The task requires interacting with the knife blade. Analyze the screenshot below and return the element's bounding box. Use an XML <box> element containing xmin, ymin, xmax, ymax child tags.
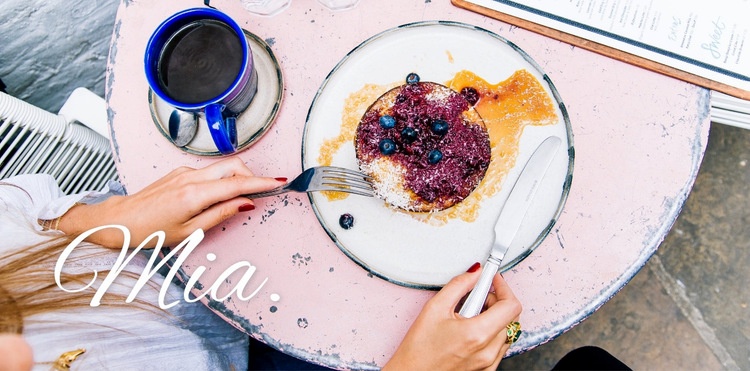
<box><xmin>459</xmin><ymin>136</ymin><xmax>561</xmax><ymax>318</ymax></box>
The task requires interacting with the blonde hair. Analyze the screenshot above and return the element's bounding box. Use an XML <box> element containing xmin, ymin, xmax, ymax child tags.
<box><xmin>0</xmin><ymin>181</ymin><xmax>166</xmax><ymax>337</ymax></box>
<box><xmin>0</xmin><ymin>236</ymin><xmax>166</xmax><ymax>337</ymax></box>
<box><xmin>0</xmin><ymin>235</ymin><xmax>96</xmax><ymax>333</ymax></box>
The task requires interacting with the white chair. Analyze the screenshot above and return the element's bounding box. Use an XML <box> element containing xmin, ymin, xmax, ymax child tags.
<box><xmin>711</xmin><ymin>91</ymin><xmax>750</xmax><ymax>130</ymax></box>
<box><xmin>0</xmin><ymin>88</ymin><xmax>118</xmax><ymax>194</ymax></box>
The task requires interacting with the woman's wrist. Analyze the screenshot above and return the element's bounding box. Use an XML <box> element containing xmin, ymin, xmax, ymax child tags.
<box><xmin>55</xmin><ymin>197</ymin><xmax>124</xmax><ymax>248</ymax></box>
<box><xmin>55</xmin><ymin>201</ymin><xmax>92</xmax><ymax>234</ymax></box>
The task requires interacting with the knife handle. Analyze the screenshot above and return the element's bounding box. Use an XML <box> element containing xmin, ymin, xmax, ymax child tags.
<box><xmin>458</xmin><ymin>258</ymin><xmax>501</xmax><ymax>318</ymax></box>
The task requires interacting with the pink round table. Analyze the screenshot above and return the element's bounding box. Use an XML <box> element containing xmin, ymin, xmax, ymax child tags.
<box><xmin>106</xmin><ymin>0</ymin><xmax>711</xmax><ymax>369</ymax></box>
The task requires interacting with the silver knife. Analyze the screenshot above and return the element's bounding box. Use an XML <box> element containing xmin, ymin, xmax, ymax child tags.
<box><xmin>459</xmin><ymin>136</ymin><xmax>561</xmax><ymax>318</ymax></box>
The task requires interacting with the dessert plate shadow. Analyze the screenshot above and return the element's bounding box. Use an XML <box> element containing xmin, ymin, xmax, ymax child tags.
<box><xmin>302</xmin><ymin>21</ymin><xmax>574</xmax><ymax>289</ymax></box>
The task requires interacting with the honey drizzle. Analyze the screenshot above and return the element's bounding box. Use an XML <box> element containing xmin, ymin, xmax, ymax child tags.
<box><xmin>318</xmin><ymin>83</ymin><xmax>398</xmax><ymax>201</ymax></box>
<box><xmin>317</xmin><ymin>69</ymin><xmax>558</xmax><ymax>223</ymax></box>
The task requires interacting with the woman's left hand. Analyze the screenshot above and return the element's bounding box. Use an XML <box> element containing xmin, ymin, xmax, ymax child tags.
<box><xmin>58</xmin><ymin>157</ymin><xmax>285</xmax><ymax>248</ymax></box>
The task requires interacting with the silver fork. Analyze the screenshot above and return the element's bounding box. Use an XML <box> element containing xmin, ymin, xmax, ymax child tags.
<box><xmin>242</xmin><ymin>166</ymin><xmax>375</xmax><ymax>199</ymax></box>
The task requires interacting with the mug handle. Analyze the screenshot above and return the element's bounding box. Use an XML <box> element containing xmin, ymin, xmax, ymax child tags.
<box><xmin>205</xmin><ymin>104</ymin><xmax>238</xmax><ymax>155</ymax></box>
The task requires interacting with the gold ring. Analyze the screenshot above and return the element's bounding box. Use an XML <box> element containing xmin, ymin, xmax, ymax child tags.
<box><xmin>505</xmin><ymin>321</ymin><xmax>522</xmax><ymax>344</ymax></box>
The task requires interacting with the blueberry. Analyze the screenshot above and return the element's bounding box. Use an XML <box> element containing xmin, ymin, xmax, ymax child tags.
<box><xmin>430</xmin><ymin>119</ymin><xmax>449</xmax><ymax>135</ymax></box>
<box><xmin>406</xmin><ymin>73</ymin><xmax>420</xmax><ymax>84</ymax></box>
<box><xmin>379</xmin><ymin>138</ymin><xmax>397</xmax><ymax>155</ymax></box>
<box><xmin>400</xmin><ymin>127</ymin><xmax>417</xmax><ymax>143</ymax></box>
<box><xmin>379</xmin><ymin>115</ymin><xmax>396</xmax><ymax>129</ymax></box>
<box><xmin>428</xmin><ymin>149</ymin><xmax>443</xmax><ymax>164</ymax></box>
<box><xmin>339</xmin><ymin>213</ymin><xmax>355</xmax><ymax>230</ymax></box>
<box><xmin>460</xmin><ymin>87</ymin><xmax>480</xmax><ymax>105</ymax></box>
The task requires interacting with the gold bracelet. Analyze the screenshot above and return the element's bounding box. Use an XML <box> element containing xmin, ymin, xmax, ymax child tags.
<box><xmin>38</xmin><ymin>217</ymin><xmax>61</xmax><ymax>231</ymax></box>
<box><xmin>38</xmin><ymin>202</ymin><xmax>84</xmax><ymax>231</ymax></box>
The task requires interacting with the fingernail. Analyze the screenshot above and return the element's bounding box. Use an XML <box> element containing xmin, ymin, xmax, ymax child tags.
<box><xmin>274</xmin><ymin>177</ymin><xmax>288</xmax><ymax>182</ymax></box>
<box><xmin>467</xmin><ymin>262</ymin><xmax>481</xmax><ymax>273</ymax></box>
<box><xmin>238</xmin><ymin>203</ymin><xmax>255</xmax><ymax>212</ymax></box>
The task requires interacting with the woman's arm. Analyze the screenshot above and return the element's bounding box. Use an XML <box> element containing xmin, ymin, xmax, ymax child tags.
<box><xmin>54</xmin><ymin>157</ymin><xmax>522</xmax><ymax>370</ymax></box>
<box><xmin>57</xmin><ymin>157</ymin><xmax>285</xmax><ymax>248</ymax></box>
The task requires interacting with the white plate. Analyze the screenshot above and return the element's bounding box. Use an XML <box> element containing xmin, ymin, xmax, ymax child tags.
<box><xmin>149</xmin><ymin>30</ymin><xmax>283</xmax><ymax>156</ymax></box>
<box><xmin>302</xmin><ymin>21</ymin><xmax>574</xmax><ymax>289</ymax></box>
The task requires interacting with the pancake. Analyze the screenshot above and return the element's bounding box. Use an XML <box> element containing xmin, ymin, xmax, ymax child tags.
<box><xmin>355</xmin><ymin>74</ymin><xmax>491</xmax><ymax>212</ymax></box>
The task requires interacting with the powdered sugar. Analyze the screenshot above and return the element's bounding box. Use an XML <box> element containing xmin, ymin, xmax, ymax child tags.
<box><xmin>358</xmin><ymin>157</ymin><xmax>415</xmax><ymax>210</ymax></box>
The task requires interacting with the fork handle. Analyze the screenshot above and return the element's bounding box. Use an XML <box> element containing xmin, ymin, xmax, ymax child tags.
<box><xmin>242</xmin><ymin>185</ymin><xmax>291</xmax><ymax>199</ymax></box>
<box><xmin>458</xmin><ymin>258</ymin><xmax>501</xmax><ymax>318</ymax></box>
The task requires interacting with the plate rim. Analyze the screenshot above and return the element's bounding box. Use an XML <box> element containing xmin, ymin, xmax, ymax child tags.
<box><xmin>301</xmin><ymin>20</ymin><xmax>575</xmax><ymax>290</ymax></box>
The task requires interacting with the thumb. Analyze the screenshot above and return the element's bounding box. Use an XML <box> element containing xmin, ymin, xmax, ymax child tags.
<box><xmin>188</xmin><ymin>197</ymin><xmax>255</xmax><ymax>232</ymax></box>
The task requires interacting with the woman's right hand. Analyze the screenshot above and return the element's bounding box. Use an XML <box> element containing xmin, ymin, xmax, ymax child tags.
<box><xmin>384</xmin><ymin>266</ymin><xmax>522</xmax><ymax>371</ymax></box>
<box><xmin>58</xmin><ymin>157</ymin><xmax>286</xmax><ymax>248</ymax></box>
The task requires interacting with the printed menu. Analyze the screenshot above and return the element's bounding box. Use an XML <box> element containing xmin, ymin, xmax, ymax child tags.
<box><xmin>455</xmin><ymin>0</ymin><xmax>750</xmax><ymax>99</ymax></box>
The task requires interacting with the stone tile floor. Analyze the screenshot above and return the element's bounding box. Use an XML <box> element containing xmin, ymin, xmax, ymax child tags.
<box><xmin>500</xmin><ymin>123</ymin><xmax>749</xmax><ymax>371</ymax></box>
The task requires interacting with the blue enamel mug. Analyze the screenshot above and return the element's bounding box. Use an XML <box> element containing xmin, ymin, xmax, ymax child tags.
<box><xmin>145</xmin><ymin>8</ymin><xmax>258</xmax><ymax>155</ymax></box>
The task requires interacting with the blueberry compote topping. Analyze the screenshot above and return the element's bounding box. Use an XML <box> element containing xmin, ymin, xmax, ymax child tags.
<box><xmin>406</xmin><ymin>73</ymin><xmax>420</xmax><ymax>84</ymax></box>
<box><xmin>339</xmin><ymin>213</ymin><xmax>354</xmax><ymax>229</ymax></box>
<box><xmin>379</xmin><ymin>138</ymin><xmax>396</xmax><ymax>155</ymax></box>
<box><xmin>400</xmin><ymin>127</ymin><xmax>417</xmax><ymax>143</ymax></box>
<box><xmin>379</xmin><ymin>115</ymin><xmax>396</xmax><ymax>129</ymax></box>
<box><xmin>430</xmin><ymin>119</ymin><xmax>449</xmax><ymax>136</ymax></box>
<box><xmin>460</xmin><ymin>87</ymin><xmax>479</xmax><ymax>106</ymax></box>
<box><xmin>428</xmin><ymin>149</ymin><xmax>443</xmax><ymax>164</ymax></box>
<box><xmin>356</xmin><ymin>80</ymin><xmax>491</xmax><ymax>210</ymax></box>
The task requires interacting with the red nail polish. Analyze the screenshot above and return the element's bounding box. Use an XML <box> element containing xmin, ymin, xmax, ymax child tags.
<box><xmin>274</xmin><ymin>177</ymin><xmax>288</xmax><ymax>182</ymax></box>
<box><xmin>467</xmin><ymin>262</ymin><xmax>481</xmax><ymax>273</ymax></box>
<box><xmin>238</xmin><ymin>203</ymin><xmax>255</xmax><ymax>212</ymax></box>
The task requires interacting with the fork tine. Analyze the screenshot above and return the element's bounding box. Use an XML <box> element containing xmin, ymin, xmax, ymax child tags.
<box><xmin>321</xmin><ymin>175</ymin><xmax>373</xmax><ymax>188</ymax></box>
<box><xmin>321</xmin><ymin>179</ymin><xmax>373</xmax><ymax>192</ymax></box>
<box><xmin>318</xmin><ymin>166</ymin><xmax>375</xmax><ymax>193</ymax></box>
<box><xmin>318</xmin><ymin>185</ymin><xmax>374</xmax><ymax>197</ymax></box>
<box><xmin>320</xmin><ymin>166</ymin><xmax>373</xmax><ymax>181</ymax></box>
